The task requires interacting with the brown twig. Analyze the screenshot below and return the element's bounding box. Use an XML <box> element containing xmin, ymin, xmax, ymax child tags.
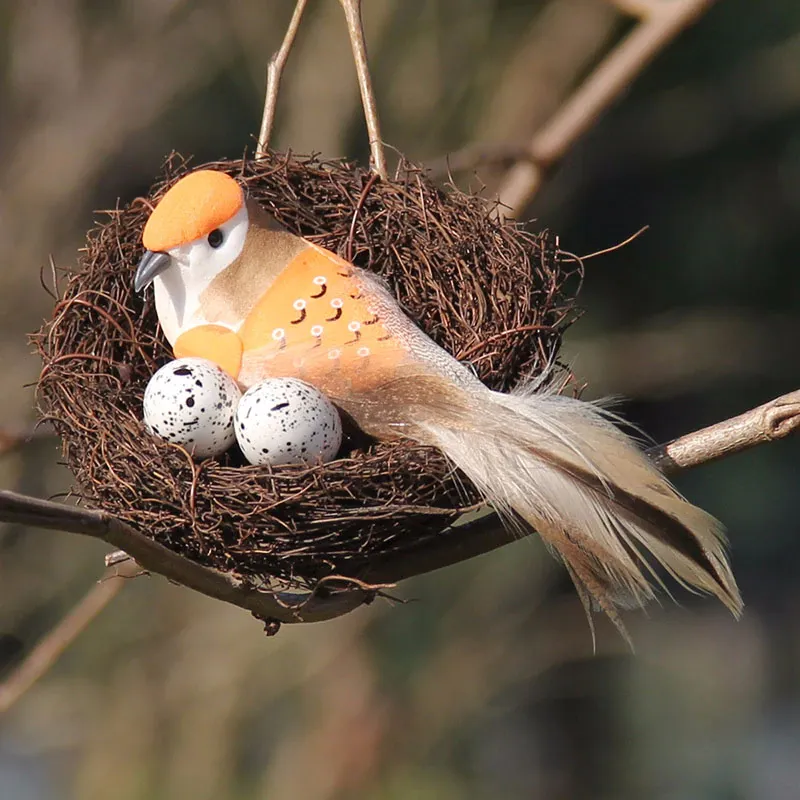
<box><xmin>0</xmin><ymin>491</ymin><xmax>368</xmax><ymax>624</ymax></box>
<box><xmin>647</xmin><ymin>390</ymin><xmax>800</xmax><ymax>472</ymax></box>
<box><xmin>0</xmin><ymin>560</ymin><xmax>136</xmax><ymax>715</ymax></box>
<box><xmin>256</xmin><ymin>0</ymin><xmax>308</xmax><ymax>158</ymax></box>
<box><xmin>491</xmin><ymin>0</ymin><xmax>717</xmax><ymax>217</ymax></box>
<box><xmin>338</xmin><ymin>0</ymin><xmax>388</xmax><ymax>178</ymax></box>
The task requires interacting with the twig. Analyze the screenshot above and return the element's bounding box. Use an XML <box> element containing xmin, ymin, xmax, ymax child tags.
<box><xmin>0</xmin><ymin>491</ymin><xmax>368</xmax><ymax>624</ymax></box>
<box><xmin>493</xmin><ymin>0</ymin><xmax>716</xmax><ymax>217</ymax></box>
<box><xmin>647</xmin><ymin>390</ymin><xmax>800</xmax><ymax>472</ymax></box>
<box><xmin>338</xmin><ymin>0</ymin><xmax>388</xmax><ymax>178</ymax></box>
<box><xmin>0</xmin><ymin>560</ymin><xmax>135</xmax><ymax>714</ymax></box>
<box><xmin>577</xmin><ymin>225</ymin><xmax>649</xmax><ymax>260</ymax></box>
<box><xmin>256</xmin><ymin>0</ymin><xmax>308</xmax><ymax>159</ymax></box>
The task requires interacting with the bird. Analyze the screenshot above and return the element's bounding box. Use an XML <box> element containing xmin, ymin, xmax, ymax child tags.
<box><xmin>134</xmin><ymin>168</ymin><xmax>742</xmax><ymax>640</ymax></box>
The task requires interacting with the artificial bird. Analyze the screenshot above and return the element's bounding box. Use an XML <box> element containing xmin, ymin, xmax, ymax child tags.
<box><xmin>134</xmin><ymin>169</ymin><xmax>742</xmax><ymax>638</ymax></box>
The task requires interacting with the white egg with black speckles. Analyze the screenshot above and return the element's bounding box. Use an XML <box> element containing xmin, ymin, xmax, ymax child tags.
<box><xmin>235</xmin><ymin>378</ymin><xmax>342</xmax><ymax>466</ymax></box>
<box><xmin>143</xmin><ymin>357</ymin><xmax>241</xmax><ymax>459</ymax></box>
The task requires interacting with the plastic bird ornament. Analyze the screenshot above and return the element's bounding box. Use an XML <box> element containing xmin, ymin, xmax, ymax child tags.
<box><xmin>135</xmin><ymin>169</ymin><xmax>742</xmax><ymax>636</ymax></box>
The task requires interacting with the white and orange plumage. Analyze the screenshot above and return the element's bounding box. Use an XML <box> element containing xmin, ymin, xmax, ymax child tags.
<box><xmin>135</xmin><ymin>169</ymin><xmax>742</xmax><ymax>636</ymax></box>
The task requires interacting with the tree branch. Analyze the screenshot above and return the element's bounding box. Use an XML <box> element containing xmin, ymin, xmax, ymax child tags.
<box><xmin>5</xmin><ymin>386</ymin><xmax>794</xmax><ymax>712</ymax></box>
<box><xmin>647</xmin><ymin>389</ymin><xmax>800</xmax><ymax>472</ymax></box>
<box><xmin>3</xmin><ymin>388</ymin><xmax>798</xmax><ymax>621</ymax></box>
<box><xmin>491</xmin><ymin>0</ymin><xmax>717</xmax><ymax>216</ymax></box>
<box><xmin>256</xmin><ymin>0</ymin><xmax>308</xmax><ymax>159</ymax></box>
<box><xmin>0</xmin><ymin>491</ymin><xmax>368</xmax><ymax>625</ymax></box>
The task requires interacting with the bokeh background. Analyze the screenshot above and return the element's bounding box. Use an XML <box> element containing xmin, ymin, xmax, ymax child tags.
<box><xmin>1</xmin><ymin>1</ymin><xmax>799</xmax><ymax>797</ymax></box>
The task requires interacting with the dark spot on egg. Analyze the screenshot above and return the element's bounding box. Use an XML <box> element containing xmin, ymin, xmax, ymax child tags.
<box><xmin>186</xmin><ymin>397</ymin><xmax>195</xmax><ymax>407</ymax></box>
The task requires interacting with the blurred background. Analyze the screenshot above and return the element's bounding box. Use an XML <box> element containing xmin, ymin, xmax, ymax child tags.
<box><xmin>1</xmin><ymin>0</ymin><xmax>799</xmax><ymax>797</ymax></box>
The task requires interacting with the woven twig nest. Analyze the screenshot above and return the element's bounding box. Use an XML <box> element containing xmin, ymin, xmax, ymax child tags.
<box><xmin>34</xmin><ymin>153</ymin><xmax>580</xmax><ymax>593</ymax></box>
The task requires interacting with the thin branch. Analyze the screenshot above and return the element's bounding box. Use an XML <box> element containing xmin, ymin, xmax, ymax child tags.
<box><xmin>648</xmin><ymin>389</ymin><xmax>800</xmax><ymax>472</ymax></box>
<box><xmin>338</xmin><ymin>0</ymin><xmax>388</xmax><ymax>178</ymax></box>
<box><xmin>256</xmin><ymin>0</ymin><xmax>308</xmax><ymax>159</ymax></box>
<box><xmin>494</xmin><ymin>0</ymin><xmax>717</xmax><ymax>217</ymax></box>
<box><xmin>0</xmin><ymin>491</ymin><xmax>368</xmax><ymax>624</ymax></box>
<box><xmin>0</xmin><ymin>561</ymin><xmax>135</xmax><ymax>714</ymax></box>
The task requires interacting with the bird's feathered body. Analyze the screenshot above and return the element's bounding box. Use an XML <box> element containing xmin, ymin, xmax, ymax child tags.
<box><xmin>135</xmin><ymin>170</ymin><xmax>742</xmax><ymax>638</ymax></box>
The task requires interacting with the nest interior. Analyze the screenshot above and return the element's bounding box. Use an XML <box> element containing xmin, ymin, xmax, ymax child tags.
<box><xmin>34</xmin><ymin>152</ymin><xmax>580</xmax><ymax>592</ymax></box>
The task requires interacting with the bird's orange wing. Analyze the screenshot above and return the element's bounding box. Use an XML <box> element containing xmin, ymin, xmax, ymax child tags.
<box><xmin>237</xmin><ymin>243</ymin><xmax>411</xmax><ymax>396</ymax></box>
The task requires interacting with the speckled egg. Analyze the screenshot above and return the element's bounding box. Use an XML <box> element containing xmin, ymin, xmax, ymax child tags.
<box><xmin>143</xmin><ymin>357</ymin><xmax>242</xmax><ymax>459</ymax></box>
<box><xmin>234</xmin><ymin>378</ymin><xmax>343</xmax><ymax>466</ymax></box>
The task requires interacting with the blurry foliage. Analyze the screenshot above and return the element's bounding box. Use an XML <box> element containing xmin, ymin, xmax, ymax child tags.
<box><xmin>1</xmin><ymin>1</ymin><xmax>799</xmax><ymax>798</ymax></box>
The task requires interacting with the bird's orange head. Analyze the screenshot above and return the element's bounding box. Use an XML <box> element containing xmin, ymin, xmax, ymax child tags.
<box><xmin>134</xmin><ymin>170</ymin><xmax>248</xmax><ymax>295</ymax></box>
<box><xmin>142</xmin><ymin>170</ymin><xmax>244</xmax><ymax>253</ymax></box>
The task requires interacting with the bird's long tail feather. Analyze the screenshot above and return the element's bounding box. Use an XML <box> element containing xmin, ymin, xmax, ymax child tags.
<box><xmin>398</xmin><ymin>374</ymin><xmax>742</xmax><ymax>641</ymax></box>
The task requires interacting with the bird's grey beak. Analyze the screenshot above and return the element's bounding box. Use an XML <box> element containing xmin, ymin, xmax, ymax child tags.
<box><xmin>134</xmin><ymin>250</ymin><xmax>171</xmax><ymax>292</ymax></box>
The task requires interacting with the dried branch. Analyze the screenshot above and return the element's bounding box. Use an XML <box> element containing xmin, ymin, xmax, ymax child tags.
<box><xmin>0</xmin><ymin>560</ymin><xmax>135</xmax><ymax>714</ymax></box>
<box><xmin>647</xmin><ymin>390</ymin><xmax>800</xmax><ymax>472</ymax></box>
<box><xmin>338</xmin><ymin>0</ymin><xmax>388</xmax><ymax>178</ymax></box>
<box><xmin>256</xmin><ymin>0</ymin><xmax>308</xmax><ymax>158</ymax></box>
<box><xmin>0</xmin><ymin>491</ymin><xmax>368</xmax><ymax>625</ymax></box>
<box><xmin>3</xmin><ymin>388</ymin><xmax>798</xmax><ymax>622</ymax></box>
<box><xmin>490</xmin><ymin>0</ymin><xmax>717</xmax><ymax>216</ymax></box>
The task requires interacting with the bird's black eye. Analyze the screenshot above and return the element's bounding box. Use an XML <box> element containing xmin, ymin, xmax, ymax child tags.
<box><xmin>207</xmin><ymin>228</ymin><xmax>224</xmax><ymax>248</ymax></box>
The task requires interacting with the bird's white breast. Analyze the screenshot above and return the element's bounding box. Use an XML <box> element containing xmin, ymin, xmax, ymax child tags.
<box><xmin>152</xmin><ymin>204</ymin><xmax>250</xmax><ymax>345</ymax></box>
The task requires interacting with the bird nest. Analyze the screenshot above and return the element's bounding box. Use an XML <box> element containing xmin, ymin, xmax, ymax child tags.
<box><xmin>34</xmin><ymin>152</ymin><xmax>580</xmax><ymax>592</ymax></box>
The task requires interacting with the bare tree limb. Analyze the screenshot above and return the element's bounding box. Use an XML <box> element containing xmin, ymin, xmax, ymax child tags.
<box><xmin>648</xmin><ymin>390</ymin><xmax>800</xmax><ymax>473</ymax></box>
<box><xmin>494</xmin><ymin>0</ymin><xmax>717</xmax><ymax>217</ymax></box>
<box><xmin>256</xmin><ymin>0</ymin><xmax>308</xmax><ymax>158</ymax></box>
<box><xmin>338</xmin><ymin>0</ymin><xmax>388</xmax><ymax>178</ymax></box>
<box><xmin>3</xmin><ymin>387</ymin><xmax>798</xmax><ymax>623</ymax></box>
<box><xmin>0</xmin><ymin>491</ymin><xmax>368</xmax><ymax>625</ymax></box>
